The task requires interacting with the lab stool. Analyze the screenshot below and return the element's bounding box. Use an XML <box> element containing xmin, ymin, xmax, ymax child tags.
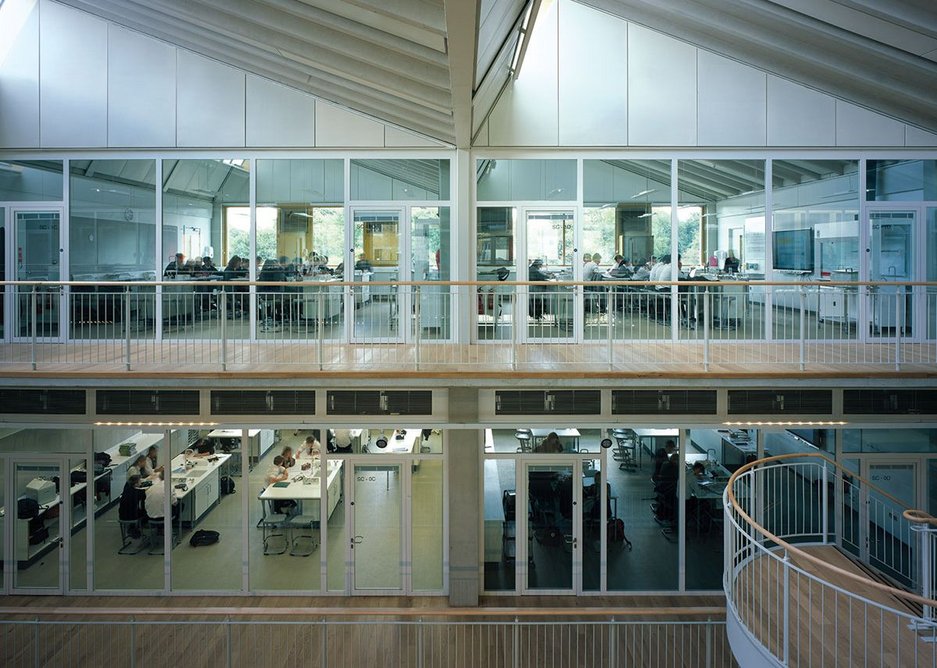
<box><xmin>118</xmin><ymin>518</ymin><xmax>145</xmax><ymax>555</ymax></box>
<box><xmin>288</xmin><ymin>514</ymin><xmax>319</xmax><ymax>557</ymax></box>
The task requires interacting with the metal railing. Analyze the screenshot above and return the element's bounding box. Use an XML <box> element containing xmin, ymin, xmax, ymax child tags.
<box><xmin>724</xmin><ymin>453</ymin><xmax>937</xmax><ymax>667</ymax></box>
<box><xmin>1</xmin><ymin>280</ymin><xmax>935</xmax><ymax>371</ymax></box>
<box><xmin>0</xmin><ymin>610</ymin><xmax>736</xmax><ymax>668</ymax></box>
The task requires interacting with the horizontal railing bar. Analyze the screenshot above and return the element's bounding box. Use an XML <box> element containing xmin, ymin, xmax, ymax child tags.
<box><xmin>0</xmin><ymin>617</ymin><xmax>727</xmax><ymax>626</ymax></box>
<box><xmin>0</xmin><ymin>606</ymin><xmax>726</xmax><ymax>619</ymax></box>
<box><xmin>2</xmin><ymin>280</ymin><xmax>936</xmax><ymax>288</ymax></box>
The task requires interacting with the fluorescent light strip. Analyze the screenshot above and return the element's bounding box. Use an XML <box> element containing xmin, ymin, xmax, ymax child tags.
<box><xmin>725</xmin><ymin>421</ymin><xmax>848</xmax><ymax>427</ymax></box>
<box><xmin>94</xmin><ymin>421</ymin><xmax>218</xmax><ymax>427</ymax></box>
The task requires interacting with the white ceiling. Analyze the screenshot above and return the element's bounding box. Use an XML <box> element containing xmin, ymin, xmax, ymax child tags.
<box><xmin>49</xmin><ymin>0</ymin><xmax>937</xmax><ymax>145</ymax></box>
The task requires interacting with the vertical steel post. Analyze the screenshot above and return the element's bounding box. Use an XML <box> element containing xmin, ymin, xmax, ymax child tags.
<box><xmin>220</xmin><ymin>289</ymin><xmax>227</xmax><ymax>371</ymax></box>
<box><xmin>124</xmin><ymin>285</ymin><xmax>132</xmax><ymax>370</ymax></box>
<box><xmin>703</xmin><ymin>288</ymin><xmax>711</xmax><ymax>371</ymax></box>
<box><xmin>895</xmin><ymin>288</ymin><xmax>902</xmax><ymax>371</ymax></box>
<box><xmin>511</xmin><ymin>292</ymin><xmax>518</xmax><ymax>371</ymax></box>
<box><xmin>30</xmin><ymin>285</ymin><xmax>38</xmax><ymax>370</ymax></box>
<box><xmin>782</xmin><ymin>551</ymin><xmax>791</xmax><ymax>666</ymax></box>
<box><xmin>607</xmin><ymin>288</ymin><xmax>614</xmax><ymax>371</ymax></box>
<box><xmin>317</xmin><ymin>291</ymin><xmax>325</xmax><ymax>371</ymax></box>
<box><xmin>822</xmin><ymin>461</ymin><xmax>829</xmax><ymax>542</ymax></box>
<box><xmin>799</xmin><ymin>287</ymin><xmax>806</xmax><ymax>371</ymax></box>
<box><xmin>415</xmin><ymin>286</ymin><xmax>422</xmax><ymax>371</ymax></box>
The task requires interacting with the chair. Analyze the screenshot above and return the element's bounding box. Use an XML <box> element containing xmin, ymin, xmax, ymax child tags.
<box><xmin>117</xmin><ymin>518</ymin><xmax>145</xmax><ymax>555</ymax></box>
<box><xmin>515</xmin><ymin>430</ymin><xmax>532</xmax><ymax>453</ymax></box>
<box><xmin>145</xmin><ymin>517</ymin><xmax>179</xmax><ymax>555</ymax></box>
<box><xmin>288</xmin><ymin>514</ymin><xmax>319</xmax><ymax>556</ymax></box>
<box><xmin>258</xmin><ymin>496</ymin><xmax>289</xmax><ymax>555</ymax></box>
<box><xmin>613</xmin><ymin>435</ymin><xmax>637</xmax><ymax>471</ymax></box>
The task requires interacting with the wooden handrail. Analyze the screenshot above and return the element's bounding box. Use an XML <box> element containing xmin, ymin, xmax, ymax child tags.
<box><xmin>726</xmin><ymin>452</ymin><xmax>937</xmax><ymax>609</ymax></box>
<box><xmin>904</xmin><ymin>509</ymin><xmax>937</xmax><ymax>527</ymax></box>
<box><xmin>0</xmin><ymin>606</ymin><xmax>726</xmax><ymax>619</ymax></box>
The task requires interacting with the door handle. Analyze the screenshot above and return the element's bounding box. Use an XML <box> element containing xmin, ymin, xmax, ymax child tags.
<box><xmin>353</xmin><ymin>535</ymin><xmax>363</xmax><ymax>544</ymax></box>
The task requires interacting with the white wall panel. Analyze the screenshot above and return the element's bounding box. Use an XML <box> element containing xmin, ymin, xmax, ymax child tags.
<box><xmin>0</xmin><ymin>2</ymin><xmax>40</xmax><ymax>148</ymax></box>
<box><xmin>39</xmin><ymin>0</ymin><xmax>107</xmax><ymax>147</ymax></box>
<box><xmin>107</xmin><ymin>26</ymin><xmax>175</xmax><ymax>148</ymax></box>
<box><xmin>384</xmin><ymin>126</ymin><xmax>444</xmax><ymax>147</ymax></box>
<box><xmin>906</xmin><ymin>125</ymin><xmax>937</xmax><ymax>146</ymax></box>
<box><xmin>315</xmin><ymin>101</ymin><xmax>384</xmax><ymax>147</ymax></box>
<box><xmin>835</xmin><ymin>101</ymin><xmax>905</xmax><ymax>146</ymax></box>
<box><xmin>246</xmin><ymin>75</ymin><xmax>316</xmax><ymax>147</ymax></box>
<box><xmin>698</xmin><ymin>52</ymin><xmax>766</xmax><ymax>146</ymax></box>
<box><xmin>558</xmin><ymin>0</ymin><xmax>626</xmax><ymax>146</ymax></box>
<box><xmin>766</xmin><ymin>76</ymin><xmax>835</xmax><ymax>145</ymax></box>
<box><xmin>628</xmin><ymin>25</ymin><xmax>696</xmax><ymax>146</ymax></box>
<box><xmin>488</xmin><ymin>0</ymin><xmax>558</xmax><ymax>146</ymax></box>
<box><xmin>176</xmin><ymin>51</ymin><xmax>245</xmax><ymax>147</ymax></box>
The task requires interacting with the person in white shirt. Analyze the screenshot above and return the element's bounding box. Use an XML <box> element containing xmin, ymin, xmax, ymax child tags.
<box><xmin>649</xmin><ymin>255</ymin><xmax>668</xmax><ymax>283</ymax></box>
<box><xmin>582</xmin><ymin>253</ymin><xmax>598</xmax><ymax>282</ymax></box>
<box><xmin>144</xmin><ymin>470</ymin><xmax>178</xmax><ymax>521</ymax></box>
<box><xmin>265</xmin><ymin>456</ymin><xmax>288</xmax><ymax>487</ymax></box>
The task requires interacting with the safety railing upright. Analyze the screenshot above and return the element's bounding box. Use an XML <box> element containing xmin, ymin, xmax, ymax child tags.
<box><xmin>723</xmin><ymin>453</ymin><xmax>937</xmax><ymax>667</ymax></box>
<box><xmin>1</xmin><ymin>280</ymin><xmax>935</xmax><ymax>372</ymax></box>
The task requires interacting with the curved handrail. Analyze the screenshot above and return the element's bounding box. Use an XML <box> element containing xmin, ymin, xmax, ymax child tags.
<box><xmin>904</xmin><ymin>509</ymin><xmax>937</xmax><ymax>527</ymax></box>
<box><xmin>725</xmin><ymin>452</ymin><xmax>937</xmax><ymax>609</ymax></box>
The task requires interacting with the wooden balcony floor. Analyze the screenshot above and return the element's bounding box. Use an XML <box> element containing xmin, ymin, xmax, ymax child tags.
<box><xmin>1</xmin><ymin>341</ymin><xmax>935</xmax><ymax>377</ymax></box>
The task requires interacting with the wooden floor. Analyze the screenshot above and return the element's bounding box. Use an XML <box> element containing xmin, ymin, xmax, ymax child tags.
<box><xmin>0</xmin><ymin>595</ymin><xmax>736</xmax><ymax>668</ymax></box>
<box><xmin>733</xmin><ymin>546</ymin><xmax>936</xmax><ymax>667</ymax></box>
<box><xmin>2</xmin><ymin>340</ymin><xmax>935</xmax><ymax>377</ymax></box>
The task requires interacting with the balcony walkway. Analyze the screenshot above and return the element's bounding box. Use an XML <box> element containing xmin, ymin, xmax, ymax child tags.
<box><xmin>1</xmin><ymin>341</ymin><xmax>936</xmax><ymax>378</ymax></box>
<box><xmin>0</xmin><ymin>595</ymin><xmax>732</xmax><ymax>668</ymax></box>
<box><xmin>735</xmin><ymin>545</ymin><xmax>935</xmax><ymax>666</ymax></box>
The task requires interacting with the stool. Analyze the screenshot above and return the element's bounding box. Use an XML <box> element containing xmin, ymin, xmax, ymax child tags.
<box><xmin>118</xmin><ymin>518</ymin><xmax>145</xmax><ymax>555</ymax></box>
<box><xmin>259</xmin><ymin>498</ymin><xmax>289</xmax><ymax>555</ymax></box>
<box><xmin>288</xmin><ymin>514</ymin><xmax>319</xmax><ymax>557</ymax></box>
<box><xmin>515</xmin><ymin>431</ymin><xmax>532</xmax><ymax>453</ymax></box>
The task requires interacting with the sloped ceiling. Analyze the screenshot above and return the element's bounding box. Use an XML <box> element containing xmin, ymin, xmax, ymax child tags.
<box><xmin>576</xmin><ymin>0</ymin><xmax>937</xmax><ymax>133</ymax></box>
<box><xmin>44</xmin><ymin>0</ymin><xmax>937</xmax><ymax>147</ymax></box>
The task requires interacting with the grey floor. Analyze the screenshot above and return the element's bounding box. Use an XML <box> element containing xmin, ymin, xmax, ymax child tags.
<box><xmin>11</xmin><ymin>430</ymin><xmax>444</xmax><ymax>594</ymax></box>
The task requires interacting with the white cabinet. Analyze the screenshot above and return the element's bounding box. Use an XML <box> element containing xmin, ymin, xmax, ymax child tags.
<box><xmin>181</xmin><ymin>467</ymin><xmax>220</xmax><ymax>524</ymax></box>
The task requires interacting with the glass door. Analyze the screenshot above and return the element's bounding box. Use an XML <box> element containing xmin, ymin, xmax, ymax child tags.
<box><xmin>350</xmin><ymin>462</ymin><xmax>404</xmax><ymax>592</ymax></box>
<box><xmin>12</xmin><ymin>208</ymin><xmax>64</xmax><ymax>342</ymax></box>
<box><xmin>350</xmin><ymin>209</ymin><xmax>403</xmax><ymax>343</ymax></box>
<box><xmin>867</xmin><ymin>209</ymin><xmax>915</xmax><ymax>340</ymax></box>
<box><xmin>521</xmin><ymin>461</ymin><xmax>584</xmax><ymax>594</ymax></box>
<box><xmin>521</xmin><ymin>210</ymin><xmax>576</xmax><ymax>343</ymax></box>
<box><xmin>863</xmin><ymin>461</ymin><xmax>918</xmax><ymax>587</ymax></box>
<box><xmin>7</xmin><ymin>457</ymin><xmax>67</xmax><ymax>594</ymax></box>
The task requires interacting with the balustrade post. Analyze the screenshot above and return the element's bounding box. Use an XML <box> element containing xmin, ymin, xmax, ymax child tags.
<box><xmin>317</xmin><ymin>291</ymin><xmax>325</xmax><ymax>371</ymax></box>
<box><xmin>822</xmin><ymin>461</ymin><xmax>829</xmax><ymax>542</ymax></box>
<box><xmin>923</xmin><ymin>526</ymin><xmax>934</xmax><ymax>621</ymax></box>
<box><xmin>415</xmin><ymin>286</ymin><xmax>422</xmax><ymax>371</ymax></box>
<box><xmin>511</xmin><ymin>292</ymin><xmax>518</xmax><ymax>371</ymax></box>
<box><xmin>124</xmin><ymin>285</ymin><xmax>132</xmax><ymax>371</ymax></box>
<box><xmin>703</xmin><ymin>288</ymin><xmax>711</xmax><ymax>372</ymax></box>
<box><xmin>799</xmin><ymin>288</ymin><xmax>806</xmax><ymax>371</ymax></box>
<box><xmin>607</xmin><ymin>288</ymin><xmax>613</xmax><ymax>371</ymax></box>
<box><xmin>30</xmin><ymin>285</ymin><xmax>38</xmax><ymax>370</ymax></box>
<box><xmin>608</xmin><ymin>617</ymin><xmax>617</xmax><ymax>668</ymax></box>
<box><xmin>226</xmin><ymin>616</ymin><xmax>232</xmax><ymax>668</ymax></box>
<box><xmin>220</xmin><ymin>289</ymin><xmax>227</xmax><ymax>372</ymax></box>
<box><xmin>782</xmin><ymin>550</ymin><xmax>791</xmax><ymax>666</ymax></box>
<box><xmin>895</xmin><ymin>288</ymin><xmax>902</xmax><ymax>371</ymax></box>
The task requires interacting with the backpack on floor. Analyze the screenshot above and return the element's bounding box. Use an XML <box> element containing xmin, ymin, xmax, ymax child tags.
<box><xmin>189</xmin><ymin>529</ymin><xmax>220</xmax><ymax>547</ymax></box>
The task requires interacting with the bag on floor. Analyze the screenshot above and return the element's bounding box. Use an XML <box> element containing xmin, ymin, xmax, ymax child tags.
<box><xmin>219</xmin><ymin>476</ymin><xmax>235</xmax><ymax>494</ymax></box>
<box><xmin>608</xmin><ymin>518</ymin><xmax>627</xmax><ymax>543</ymax></box>
<box><xmin>189</xmin><ymin>529</ymin><xmax>220</xmax><ymax>547</ymax></box>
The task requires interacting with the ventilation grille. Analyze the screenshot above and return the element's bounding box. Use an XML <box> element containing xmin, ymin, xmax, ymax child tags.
<box><xmin>96</xmin><ymin>390</ymin><xmax>200</xmax><ymax>415</ymax></box>
<box><xmin>844</xmin><ymin>389</ymin><xmax>937</xmax><ymax>415</ymax></box>
<box><xmin>211</xmin><ymin>391</ymin><xmax>316</xmax><ymax>415</ymax></box>
<box><xmin>728</xmin><ymin>390</ymin><xmax>832</xmax><ymax>415</ymax></box>
<box><xmin>612</xmin><ymin>390</ymin><xmax>716</xmax><ymax>415</ymax></box>
<box><xmin>495</xmin><ymin>390</ymin><xmax>601</xmax><ymax>415</ymax></box>
<box><xmin>327</xmin><ymin>390</ymin><xmax>432</xmax><ymax>416</ymax></box>
<box><xmin>0</xmin><ymin>389</ymin><xmax>86</xmax><ymax>414</ymax></box>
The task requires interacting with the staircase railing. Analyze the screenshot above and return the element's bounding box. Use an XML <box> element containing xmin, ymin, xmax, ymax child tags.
<box><xmin>723</xmin><ymin>453</ymin><xmax>937</xmax><ymax>667</ymax></box>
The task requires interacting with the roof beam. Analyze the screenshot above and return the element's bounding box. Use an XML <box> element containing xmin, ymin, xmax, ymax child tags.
<box><xmin>444</xmin><ymin>0</ymin><xmax>479</xmax><ymax>148</ymax></box>
<box><xmin>297</xmin><ymin>0</ymin><xmax>446</xmax><ymax>50</ymax></box>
